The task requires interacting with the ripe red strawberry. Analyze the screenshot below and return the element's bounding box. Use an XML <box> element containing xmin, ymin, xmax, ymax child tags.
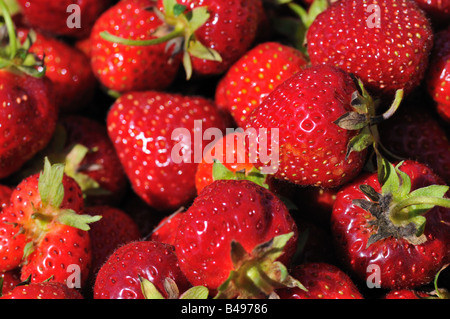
<box><xmin>0</xmin><ymin>222</ymin><xmax>27</xmax><ymax>272</ymax></box>
<box><xmin>93</xmin><ymin>240</ymin><xmax>191</xmax><ymax>299</ymax></box>
<box><xmin>107</xmin><ymin>90</ymin><xmax>227</xmax><ymax>212</ymax></box>
<box><xmin>174</xmin><ymin>179</ymin><xmax>302</xmax><ymax>298</ymax></box>
<box><xmin>17</xmin><ymin>29</ymin><xmax>97</xmax><ymax>113</ymax></box>
<box><xmin>215</xmin><ymin>42</ymin><xmax>308</xmax><ymax>127</ymax></box>
<box><xmin>244</xmin><ymin>64</ymin><xmax>369</xmax><ymax>189</ymax></box>
<box><xmin>90</xmin><ymin>0</ymin><xmax>182</xmax><ymax>93</ymax></box>
<box><xmin>0</xmin><ymin>159</ymin><xmax>100</xmax><ymax>287</ymax></box>
<box><xmin>150</xmin><ymin>209</ymin><xmax>184</xmax><ymax>246</ymax></box>
<box><xmin>413</xmin><ymin>0</ymin><xmax>450</xmax><ymax>27</ymax></box>
<box><xmin>276</xmin><ymin>263</ymin><xmax>364</xmax><ymax>299</ymax></box>
<box><xmin>0</xmin><ymin>268</ymin><xmax>21</xmax><ymax>296</ymax></box>
<box><xmin>331</xmin><ymin>159</ymin><xmax>450</xmax><ymax>289</ymax></box>
<box><xmin>427</xmin><ymin>25</ymin><xmax>450</xmax><ymax>123</ymax></box>
<box><xmin>17</xmin><ymin>0</ymin><xmax>112</xmax><ymax>38</ymax></box>
<box><xmin>378</xmin><ymin>103</ymin><xmax>450</xmax><ymax>184</ymax></box>
<box><xmin>0</xmin><ymin>281</ymin><xmax>84</xmax><ymax>299</ymax></box>
<box><xmin>306</xmin><ymin>0</ymin><xmax>433</xmax><ymax>98</ymax></box>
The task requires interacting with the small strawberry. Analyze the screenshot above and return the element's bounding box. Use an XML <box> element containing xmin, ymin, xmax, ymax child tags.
<box><xmin>107</xmin><ymin>90</ymin><xmax>227</xmax><ymax>212</ymax></box>
<box><xmin>93</xmin><ymin>241</ymin><xmax>191</xmax><ymax>299</ymax></box>
<box><xmin>427</xmin><ymin>25</ymin><xmax>450</xmax><ymax>123</ymax></box>
<box><xmin>215</xmin><ymin>42</ymin><xmax>308</xmax><ymax>127</ymax></box>
<box><xmin>306</xmin><ymin>0</ymin><xmax>433</xmax><ymax>98</ymax></box>
<box><xmin>276</xmin><ymin>263</ymin><xmax>364</xmax><ymax>299</ymax></box>
<box><xmin>174</xmin><ymin>179</ymin><xmax>303</xmax><ymax>299</ymax></box>
<box><xmin>16</xmin><ymin>0</ymin><xmax>113</xmax><ymax>38</ymax></box>
<box><xmin>0</xmin><ymin>281</ymin><xmax>84</xmax><ymax>299</ymax></box>
<box><xmin>0</xmin><ymin>158</ymin><xmax>101</xmax><ymax>286</ymax></box>
<box><xmin>331</xmin><ymin>158</ymin><xmax>450</xmax><ymax>289</ymax></box>
<box><xmin>0</xmin><ymin>268</ymin><xmax>21</xmax><ymax>296</ymax></box>
<box><xmin>150</xmin><ymin>208</ymin><xmax>184</xmax><ymax>246</ymax></box>
<box><xmin>90</xmin><ymin>0</ymin><xmax>182</xmax><ymax>93</ymax></box>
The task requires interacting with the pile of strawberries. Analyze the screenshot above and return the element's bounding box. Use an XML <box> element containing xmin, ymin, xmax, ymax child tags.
<box><xmin>0</xmin><ymin>0</ymin><xmax>449</xmax><ymax>300</ymax></box>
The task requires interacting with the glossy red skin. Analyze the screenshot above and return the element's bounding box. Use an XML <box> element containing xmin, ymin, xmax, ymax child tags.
<box><xmin>174</xmin><ymin>179</ymin><xmax>298</xmax><ymax>291</ymax></box>
<box><xmin>107</xmin><ymin>91</ymin><xmax>227</xmax><ymax>212</ymax></box>
<box><xmin>90</xmin><ymin>0</ymin><xmax>181</xmax><ymax>93</ymax></box>
<box><xmin>17</xmin><ymin>0</ymin><xmax>112</xmax><ymax>38</ymax></box>
<box><xmin>427</xmin><ymin>26</ymin><xmax>450</xmax><ymax>123</ymax></box>
<box><xmin>60</xmin><ymin>115</ymin><xmax>128</xmax><ymax>205</ymax></box>
<box><xmin>17</xmin><ymin>29</ymin><xmax>97</xmax><ymax>113</ymax></box>
<box><xmin>94</xmin><ymin>241</ymin><xmax>191</xmax><ymax>299</ymax></box>
<box><xmin>215</xmin><ymin>42</ymin><xmax>308</xmax><ymax>127</ymax></box>
<box><xmin>0</xmin><ymin>269</ymin><xmax>21</xmax><ymax>295</ymax></box>
<box><xmin>331</xmin><ymin>160</ymin><xmax>450</xmax><ymax>290</ymax></box>
<box><xmin>276</xmin><ymin>263</ymin><xmax>364</xmax><ymax>299</ymax></box>
<box><xmin>245</xmin><ymin>65</ymin><xmax>367</xmax><ymax>188</ymax></box>
<box><xmin>0</xmin><ymin>222</ymin><xmax>27</xmax><ymax>272</ymax></box>
<box><xmin>379</xmin><ymin>105</ymin><xmax>450</xmax><ymax>184</ymax></box>
<box><xmin>306</xmin><ymin>0</ymin><xmax>433</xmax><ymax>98</ymax></box>
<box><xmin>158</xmin><ymin>0</ymin><xmax>263</xmax><ymax>76</ymax></box>
<box><xmin>150</xmin><ymin>211</ymin><xmax>184</xmax><ymax>246</ymax></box>
<box><xmin>0</xmin><ymin>282</ymin><xmax>84</xmax><ymax>299</ymax></box>
<box><xmin>384</xmin><ymin>289</ymin><xmax>430</xmax><ymax>299</ymax></box>
<box><xmin>0</xmin><ymin>71</ymin><xmax>57</xmax><ymax>179</ymax></box>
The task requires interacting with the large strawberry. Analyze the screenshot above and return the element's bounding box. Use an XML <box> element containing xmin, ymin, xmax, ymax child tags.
<box><xmin>174</xmin><ymin>179</ymin><xmax>303</xmax><ymax>299</ymax></box>
<box><xmin>90</xmin><ymin>0</ymin><xmax>182</xmax><ymax>93</ymax></box>
<box><xmin>107</xmin><ymin>90</ymin><xmax>227</xmax><ymax>212</ymax></box>
<box><xmin>17</xmin><ymin>0</ymin><xmax>112</xmax><ymax>38</ymax></box>
<box><xmin>427</xmin><ymin>25</ymin><xmax>450</xmax><ymax>123</ymax></box>
<box><xmin>331</xmin><ymin>158</ymin><xmax>450</xmax><ymax>289</ymax></box>
<box><xmin>93</xmin><ymin>240</ymin><xmax>191</xmax><ymax>299</ymax></box>
<box><xmin>306</xmin><ymin>0</ymin><xmax>433</xmax><ymax>99</ymax></box>
<box><xmin>0</xmin><ymin>158</ymin><xmax>100</xmax><ymax>287</ymax></box>
<box><xmin>215</xmin><ymin>42</ymin><xmax>308</xmax><ymax>127</ymax></box>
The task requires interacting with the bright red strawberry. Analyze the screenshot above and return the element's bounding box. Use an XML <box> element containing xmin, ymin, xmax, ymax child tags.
<box><xmin>276</xmin><ymin>263</ymin><xmax>364</xmax><ymax>299</ymax></box>
<box><xmin>17</xmin><ymin>0</ymin><xmax>112</xmax><ymax>38</ymax></box>
<box><xmin>413</xmin><ymin>0</ymin><xmax>450</xmax><ymax>27</ymax></box>
<box><xmin>306</xmin><ymin>0</ymin><xmax>433</xmax><ymax>98</ymax></box>
<box><xmin>215</xmin><ymin>42</ymin><xmax>308</xmax><ymax>127</ymax></box>
<box><xmin>331</xmin><ymin>159</ymin><xmax>450</xmax><ymax>289</ymax></box>
<box><xmin>0</xmin><ymin>159</ymin><xmax>100</xmax><ymax>287</ymax></box>
<box><xmin>427</xmin><ymin>25</ymin><xmax>450</xmax><ymax>123</ymax></box>
<box><xmin>93</xmin><ymin>240</ymin><xmax>191</xmax><ymax>299</ymax></box>
<box><xmin>378</xmin><ymin>103</ymin><xmax>450</xmax><ymax>184</ymax></box>
<box><xmin>150</xmin><ymin>209</ymin><xmax>184</xmax><ymax>246</ymax></box>
<box><xmin>244</xmin><ymin>64</ymin><xmax>369</xmax><ymax>189</ymax></box>
<box><xmin>0</xmin><ymin>222</ymin><xmax>27</xmax><ymax>272</ymax></box>
<box><xmin>17</xmin><ymin>29</ymin><xmax>97</xmax><ymax>113</ymax></box>
<box><xmin>0</xmin><ymin>268</ymin><xmax>21</xmax><ymax>296</ymax></box>
<box><xmin>107</xmin><ymin>90</ymin><xmax>227</xmax><ymax>212</ymax></box>
<box><xmin>90</xmin><ymin>0</ymin><xmax>182</xmax><ymax>93</ymax></box>
<box><xmin>0</xmin><ymin>281</ymin><xmax>84</xmax><ymax>299</ymax></box>
<box><xmin>174</xmin><ymin>179</ymin><xmax>302</xmax><ymax>298</ymax></box>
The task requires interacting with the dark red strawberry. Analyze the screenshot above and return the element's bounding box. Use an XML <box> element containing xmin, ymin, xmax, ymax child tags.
<box><xmin>331</xmin><ymin>159</ymin><xmax>450</xmax><ymax>289</ymax></box>
<box><xmin>215</xmin><ymin>41</ymin><xmax>308</xmax><ymax>127</ymax></box>
<box><xmin>0</xmin><ymin>281</ymin><xmax>84</xmax><ymax>299</ymax></box>
<box><xmin>306</xmin><ymin>0</ymin><xmax>433</xmax><ymax>98</ymax></box>
<box><xmin>0</xmin><ymin>268</ymin><xmax>21</xmax><ymax>296</ymax></box>
<box><xmin>174</xmin><ymin>179</ymin><xmax>302</xmax><ymax>299</ymax></box>
<box><xmin>17</xmin><ymin>29</ymin><xmax>97</xmax><ymax>113</ymax></box>
<box><xmin>0</xmin><ymin>185</ymin><xmax>12</xmax><ymax>210</ymax></box>
<box><xmin>427</xmin><ymin>25</ymin><xmax>450</xmax><ymax>123</ymax></box>
<box><xmin>413</xmin><ymin>0</ymin><xmax>450</xmax><ymax>27</ymax></box>
<box><xmin>93</xmin><ymin>241</ymin><xmax>191</xmax><ymax>299</ymax></box>
<box><xmin>90</xmin><ymin>0</ymin><xmax>182</xmax><ymax>93</ymax></box>
<box><xmin>17</xmin><ymin>0</ymin><xmax>112</xmax><ymax>38</ymax></box>
<box><xmin>276</xmin><ymin>263</ymin><xmax>364</xmax><ymax>299</ymax></box>
<box><xmin>107</xmin><ymin>90</ymin><xmax>227</xmax><ymax>212</ymax></box>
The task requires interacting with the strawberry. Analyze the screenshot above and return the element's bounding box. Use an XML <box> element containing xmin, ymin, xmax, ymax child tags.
<box><xmin>106</xmin><ymin>90</ymin><xmax>227</xmax><ymax>212</ymax></box>
<box><xmin>0</xmin><ymin>268</ymin><xmax>21</xmax><ymax>296</ymax></box>
<box><xmin>0</xmin><ymin>281</ymin><xmax>84</xmax><ymax>299</ymax></box>
<box><xmin>17</xmin><ymin>0</ymin><xmax>112</xmax><ymax>38</ymax></box>
<box><xmin>413</xmin><ymin>0</ymin><xmax>450</xmax><ymax>27</ymax></box>
<box><xmin>17</xmin><ymin>29</ymin><xmax>97</xmax><ymax>113</ymax></box>
<box><xmin>90</xmin><ymin>0</ymin><xmax>182</xmax><ymax>93</ymax></box>
<box><xmin>93</xmin><ymin>240</ymin><xmax>191</xmax><ymax>299</ymax></box>
<box><xmin>174</xmin><ymin>179</ymin><xmax>302</xmax><ymax>298</ymax></box>
<box><xmin>331</xmin><ymin>158</ymin><xmax>450</xmax><ymax>289</ymax></box>
<box><xmin>150</xmin><ymin>208</ymin><xmax>184</xmax><ymax>246</ymax></box>
<box><xmin>427</xmin><ymin>25</ymin><xmax>450</xmax><ymax>123</ymax></box>
<box><xmin>215</xmin><ymin>42</ymin><xmax>308</xmax><ymax>127</ymax></box>
<box><xmin>244</xmin><ymin>64</ymin><xmax>371</xmax><ymax>189</ymax></box>
<box><xmin>306</xmin><ymin>0</ymin><xmax>433</xmax><ymax>98</ymax></box>
<box><xmin>0</xmin><ymin>158</ymin><xmax>101</xmax><ymax>286</ymax></box>
<box><xmin>276</xmin><ymin>263</ymin><xmax>364</xmax><ymax>299</ymax></box>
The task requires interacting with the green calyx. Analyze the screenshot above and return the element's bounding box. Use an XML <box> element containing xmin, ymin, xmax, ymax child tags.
<box><xmin>214</xmin><ymin>232</ymin><xmax>306</xmax><ymax>299</ymax></box>
<box><xmin>353</xmin><ymin>157</ymin><xmax>450</xmax><ymax>247</ymax></box>
<box><xmin>0</xmin><ymin>0</ymin><xmax>45</xmax><ymax>77</ymax></box>
<box><xmin>212</xmin><ymin>160</ymin><xmax>269</xmax><ymax>190</ymax></box>
<box><xmin>140</xmin><ymin>276</ymin><xmax>209</xmax><ymax>299</ymax></box>
<box><xmin>100</xmin><ymin>0</ymin><xmax>222</xmax><ymax>79</ymax></box>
